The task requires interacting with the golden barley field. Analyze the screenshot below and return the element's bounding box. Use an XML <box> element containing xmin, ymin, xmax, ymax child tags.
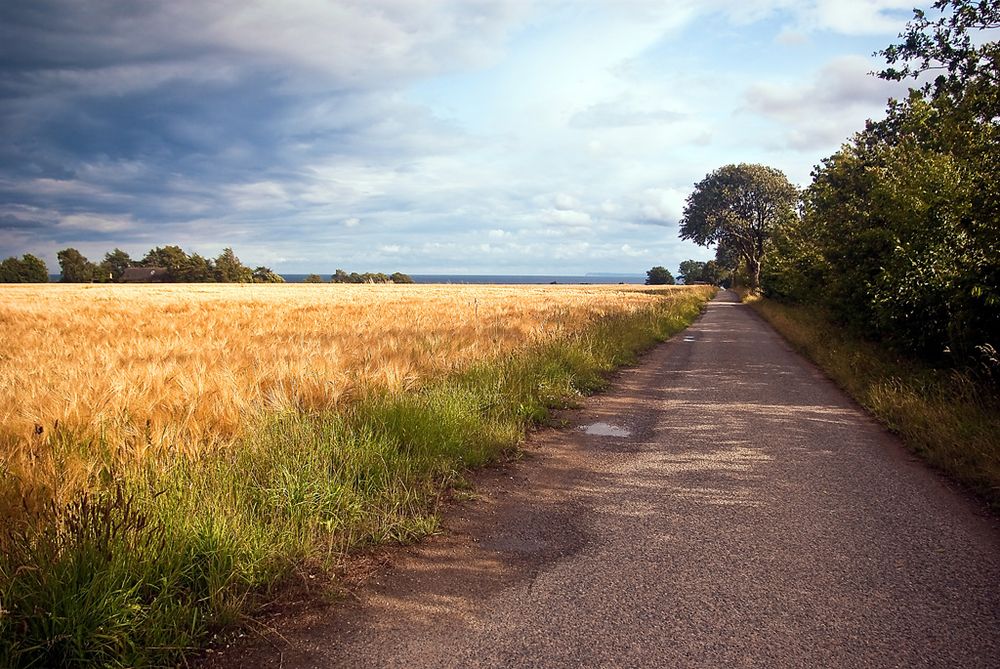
<box><xmin>0</xmin><ymin>282</ymin><xmax>712</xmax><ymax>666</ymax></box>
<box><xmin>0</xmin><ymin>282</ymin><xmax>676</xmax><ymax>472</ymax></box>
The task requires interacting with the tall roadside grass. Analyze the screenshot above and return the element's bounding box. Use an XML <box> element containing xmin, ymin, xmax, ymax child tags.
<box><xmin>749</xmin><ymin>297</ymin><xmax>1000</xmax><ymax>511</ymax></box>
<box><xmin>0</xmin><ymin>287</ymin><xmax>713</xmax><ymax>667</ymax></box>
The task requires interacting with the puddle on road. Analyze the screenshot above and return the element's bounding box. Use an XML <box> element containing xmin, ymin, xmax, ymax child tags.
<box><xmin>581</xmin><ymin>422</ymin><xmax>631</xmax><ymax>438</ymax></box>
<box><xmin>683</xmin><ymin>335</ymin><xmax>696</xmax><ymax>342</ymax></box>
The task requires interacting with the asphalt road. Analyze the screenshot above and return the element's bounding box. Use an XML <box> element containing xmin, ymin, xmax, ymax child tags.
<box><xmin>217</xmin><ymin>290</ymin><xmax>1000</xmax><ymax>668</ymax></box>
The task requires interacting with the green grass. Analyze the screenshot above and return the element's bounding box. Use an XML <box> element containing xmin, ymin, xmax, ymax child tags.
<box><xmin>0</xmin><ymin>287</ymin><xmax>712</xmax><ymax>667</ymax></box>
<box><xmin>749</xmin><ymin>297</ymin><xmax>1000</xmax><ymax>511</ymax></box>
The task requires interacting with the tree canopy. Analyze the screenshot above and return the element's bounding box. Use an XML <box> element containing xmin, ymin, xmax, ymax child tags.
<box><xmin>679</xmin><ymin>163</ymin><xmax>798</xmax><ymax>290</ymax></box>
<box><xmin>677</xmin><ymin>259</ymin><xmax>728</xmax><ymax>286</ymax></box>
<box><xmin>0</xmin><ymin>254</ymin><xmax>48</xmax><ymax>283</ymax></box>
<box><xmin>645</xmin><ymin>266</ymin><xmax>675</xmax><ymax>285</ymax></box>
<box><xmin>760</xmin><ymin>0</ymin><xmax>998</xmax><ymax>368</ymax></box>
<box><xmin>331</xmin><ymin>269</ymin><xmax>414</xmax><ymax>284</ymax></box>
<box><xmin>57</xmin><ymin>248</ymin><xmax>97</xmax><ymax>283</ymax></box>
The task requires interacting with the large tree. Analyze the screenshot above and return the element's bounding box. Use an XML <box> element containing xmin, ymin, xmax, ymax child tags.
<box><xmin>645</xmin><ymin>266</ymin><xmax>675</xmax><ymax>285</ymax></box>
<box><xmin>141</xmin><ymin>245</ymin><xmax>188</xmax><ymax>281</ymax></box>
<box><xmin>0</xmin><ymin>254</ymin><xmax>48</xmax><ymax>282</ymax></box>
<box><xmin>758</xmin><ymin>1</ymin><xmax>999</xmax><ymax>365</ymax></box>
<box><xmin>679</xmin><ymin>164</ymin><xmax>798</xmax><ymax>291</ymax></box>
<box><xmin>879</xmin><ymin>0</ymin><xmax>1000</xmax><ymax>361</ymax></box>
<box><xmin>251</xmin><ymin>266</ymin><xmax>285</xmax><ymax>283</ymax></box>
<box><xmin>57</xmin><ymin>248</ymin><xmax>97</xmax><ymax>283</ymax></box>
<box><xmin>214</xmin><ymin>247</ymin><xmax>252</xmax><ymax>283</ymax></box>
<box><xmin>20</xmin><ymin>254</ymin><xmax>48</xmax><ymax>282</ymax></box>
<box><xmin>677</xmin><ymin>260</ymin><xmax>707</xmax><ymax>284</ymax></box>
<box><xmin>179</xmin><ymin>253</ymin><xmax>216</xmax><ymax>282</ymax></box>
<box><xmin>100</xmin><ymin>248</ymin><xmax>133</xmax><ymax>282</ymax></box>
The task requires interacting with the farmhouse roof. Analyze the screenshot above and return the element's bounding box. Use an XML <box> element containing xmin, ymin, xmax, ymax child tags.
<box><xmin>121</xmin><ymin>267</ymin><xmax>169</xmax><ymax>282</ymax></box>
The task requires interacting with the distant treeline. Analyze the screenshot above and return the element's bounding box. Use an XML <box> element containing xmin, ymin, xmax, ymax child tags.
<box><xmin>644</xmin><ymin>260</ymin><xmax>730</xmax><ymax>286</ymax></box>
<box><xmin>47</xmin><ymin>246</ymin><xmax>284</xmax><ymax>283</ymax></box>
<box><xmin>0</xmin><ymin>246</ymin><xmax>414</xmax><ymax>284</ymax></box>
<box><xmin>304</xmin><ymin>270</ymin><xmax>414</xmax><ymax>284</ymax></box>
<box><xmin>0</xmin><ymin>254</ymin><xmax>48</xmax><ymax>283</ymax></box>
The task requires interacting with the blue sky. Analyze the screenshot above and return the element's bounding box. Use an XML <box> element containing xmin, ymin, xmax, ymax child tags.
<box><xmin>0</xmin><ymin>0</ymin><xmax>917</xmax><ymax>274</ymax></box>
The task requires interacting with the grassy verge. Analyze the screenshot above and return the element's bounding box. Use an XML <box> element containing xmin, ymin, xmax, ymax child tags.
<box><xmin>0</xmin><ymin>287</ymin><xmax>713</xmax><ymax>667</ymax></box>
<box><xmin>749</xmin><ymin>297</ymin><xmax>1000</xmax><ymax>511</ymax></box>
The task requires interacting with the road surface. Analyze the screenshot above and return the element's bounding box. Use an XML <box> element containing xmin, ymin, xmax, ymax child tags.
<box><xmin>215</xmin><ymin>290</ymin><xmax>1000</xmax><ymax>668</ymax></box>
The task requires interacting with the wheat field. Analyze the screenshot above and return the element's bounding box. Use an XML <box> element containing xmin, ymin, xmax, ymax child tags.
<box><xmin>1</xmin><ymin>283</ymin><xmax>677</xmax><ymax>497</ymax></box>
<box><xmin>0</xmin><ymin>282</ymin><xmax>713</xmax><ymax>665</ymax></box>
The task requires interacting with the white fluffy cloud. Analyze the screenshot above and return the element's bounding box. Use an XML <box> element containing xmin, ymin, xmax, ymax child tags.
<box><xmin>0</xmin><ymin>0</ymin><xmax>922</xmax><ymax>273</ymax></box>
<box><xmin>744</xmin><ymin>55</ymin><xmax>906</xmax><ymax>150</ymax></box>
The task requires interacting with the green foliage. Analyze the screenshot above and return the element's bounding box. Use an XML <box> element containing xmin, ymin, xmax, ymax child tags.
<box><xmin>677</xmin><ymin>260</ymin><xmax>731</xmax><ymax>287</ymax></box>
<box><xmin>57</xmin><ymin>248</ymin><xmax>98</xmax><ymax>283</ymax></box>
<box><xmin>679</xmin><ymin>163</ymin><xmax>798</xmax><ymax>290</ymax></box>
<box><xmin>878</xmin><ymin>0</ymin><xmax>1000</xmax><ymax>122</ymax></box>
<box><xmin>331</xmin><ymin>269</ymin><xmax>414</xmax><ymax>284</ymax></box>
<box><xmin>677</xmin><ymin>260</ymin><xmax>705</xmax><ymax>284</ymax></box>
<box><xmin>645</xmin><ymin>266</ymin><xmax>675</xmax><ymax>285</ymax></box>
<box><xmin>0</xmin><ymin>258</ymin><xmax>18</xmax><ymax>283</ymax></box>
<box><xmin>0</xmin><ymin>255</ymin><xmax>48</xmax><ymax>283</ymax></box>
<box><xmin>0</xmin><ymin>288</ymin><xmax>713</xmax><ymax>667</ymax></box>
<box><xmin>100</xmin><ymin>248</ymin><xmax>133</xmax><ymax>282</ymax></box>
<box><xmin>141</xmin><ymin>245</ymin><xmax>188</xmax><ymax>281</ymax></box>
<box><xmin>214</xmin><ymin>248</ymin><xmax>253</xmax><ymax>283</ymax></box>
<box><xmin>251</xmin><ymin>266</ymin><xmax>285</xmax><ymax>283</ymax></box>
<box><xmin>390</xmin><ymin>272</ymin><xmax>415</xmax><ymax>284</ymax></box>
<box><xmin>304</xmin><ymin>273</ymin><xmax>324</xmax><ymax>283</ymax></box>
<box><xmin>762</xmin><ymin>2</ymin><xmax>999</xmax><ymax>368</ymax></box>
<box><xmin>179</xmin><ymin>252</ymin><xmax>216</xmax><ymax>282</ymax></box>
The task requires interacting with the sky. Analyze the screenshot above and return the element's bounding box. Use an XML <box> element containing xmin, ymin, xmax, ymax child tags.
<box><xmin>0</xmin><ymin>0</ymin><xmax>918</xmax><ymax>275</ymax></box>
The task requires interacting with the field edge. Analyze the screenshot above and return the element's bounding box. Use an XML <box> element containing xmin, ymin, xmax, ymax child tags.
<box><xmin>0</xmin><ymin>287</ymin><xmax>714</xmax><ymax>668</ymax></box>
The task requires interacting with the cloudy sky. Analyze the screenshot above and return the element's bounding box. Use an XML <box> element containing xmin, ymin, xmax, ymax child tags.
<box><xmin>0</xmin><ymin>0</ymin><xmax>916</xmax><ymax>275</ymax></box>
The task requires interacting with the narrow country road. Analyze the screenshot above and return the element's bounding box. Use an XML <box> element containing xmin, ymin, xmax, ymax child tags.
<box><xmin>217</xmin><ymin>290</ymin><xmax>1000</xmax><ymax>668</ymax></box>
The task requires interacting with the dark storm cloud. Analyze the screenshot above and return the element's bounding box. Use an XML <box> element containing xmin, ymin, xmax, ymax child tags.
<box><xmin>0</xmin><ymin>0</ymin><xmax>513</xmax><ymax>262</ymax></box>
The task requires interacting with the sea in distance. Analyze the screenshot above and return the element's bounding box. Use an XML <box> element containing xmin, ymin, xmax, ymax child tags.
<box><xmin>280</xmin><ymin>274</ymin><xmax>646</xmax><ymax>285</ymax></box>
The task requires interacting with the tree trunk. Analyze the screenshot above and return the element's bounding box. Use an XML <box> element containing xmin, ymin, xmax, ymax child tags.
<box><xmin>747</xmin><ymin>257</ymin><xmax>761</xmax><ymax>292</ymax></box>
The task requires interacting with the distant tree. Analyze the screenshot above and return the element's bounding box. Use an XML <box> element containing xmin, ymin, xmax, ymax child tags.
<box><xmin>178</xmin><ymin>253</ymin><xmax>216</xmax><ymax>282</ymax></box>
<box><xmin>678</xmin><ymin>260</ymin><xmax>707</xmax><ymax>284</ymax></box>
<box><xmin>331</xmin><ymin>268</ymin><xmax>408</xmax><ymax>284</ymax></box>
<box><xmin>100</xmin><ymin>248</ymin><xmax>133</xmax><ymax>282</ymax></box>
<box><xmin>252</xmin><ymin>266</ymin><xmax>285</xmax><ymax>283</ymax></box>
<box><xmin>0</xmin><ymin>254</ymin><xmax>48</xmax><ymax>283</ymax></box>
<box><xmin>0</xmin><ymin>257</ymin><xmax>21</xmax><ymax>282</ymax></box>
<box><xmin>214</xmin><ymin>247</ymin><xmax>252</xmax><ymax>283</ymax></box>
<box><xmin>304</xmin><ymin>273</ymin><xmax>324</xmax><ymax>283</ymax></box>
<box><xmin>141</xmin><ymin>245</ymin><xmax>188</xmax><ymax>281</ymax></box>
<box><xmin>645</xmin><ymin>266</ymin><xmax>675</xmax><ymax>285</ymax></box>
<box><xmin>389</xmin><ymin>272</ymin><xmax>414</xmax><ymax>284</ymax></box>
<box><xmin>680</xmin><ymin>163</ymin><xmax>798</xmax><ymax>291</ymax></box>
<box><xmin>20</xmin><ymin>254</ymin><xmax>49</xmax><ymax>283</ymax></box>
<box><xmin>0</xmin><ymin>257</ymin><xmax>17</xmax><ymax>282</ymax></box>
<box><xmin>57</xmin><ymin>248</ymin><xmax>97</xmax><ymax>283</ymax></box>
<box><xmin>701</xmin><ymin>260</ymin><xmax>729</xmax><ymax>287</ymax></box>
